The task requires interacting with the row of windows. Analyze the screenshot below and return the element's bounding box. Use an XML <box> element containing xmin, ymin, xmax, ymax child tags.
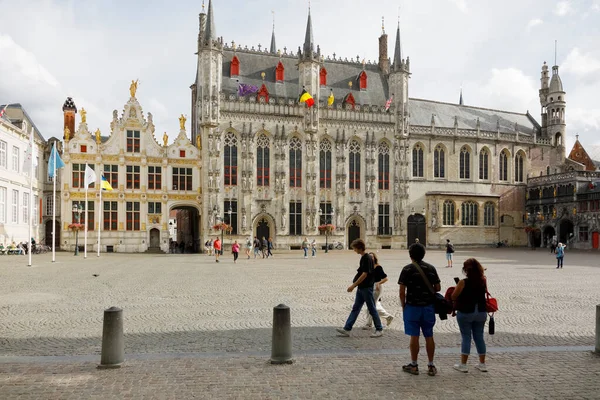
<box><xmin>442</xmin><ymin>200</ymin><xmax>496</xmax><ymax>227</ymax></box>
<box><xmin>0</xmin><ymin>187</ymin><xmax>38</xmax><ymax>225</ymax></box>
<box><xmin>71</xmin><ymin>164</ymin><xmax>191</xmax><ymax>191</ymax></box>
<box><xmin>0</xmin><ymin>140</ymin><xmax>40</xmax><ymax>177</ymax></box>
<box><xmin>71</xmin><ymin>201</ymin><xmax>162</xmax><ymax>231</ymax></box>
<box><xmin>414</xmin><ymin>146</ymin><xmax>525</xmax><ymax>182</ymax></box>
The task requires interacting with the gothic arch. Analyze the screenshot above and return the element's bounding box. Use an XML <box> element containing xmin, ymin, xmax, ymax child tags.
<box><xmin>377</xmin><ymin>138</ymin><xmax>392</xmax><ymax>148</ymax></box>
<box><xmin>252</xmin><ymin>212</ymin><xmax>277</xmax><ymax>240</ymax></box>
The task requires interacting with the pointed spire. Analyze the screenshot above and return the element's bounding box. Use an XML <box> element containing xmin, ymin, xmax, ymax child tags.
<box><xmin>393</xmin><ymin>21</ymin><xmax>402</xmax><ymax>70</ymax></box>
<box><xmin>303</xmin><ymin>9</ymin><xmax>314</xmax><ymax>57</ymax></box>
<box><xmin>459</xmin><ymin>88</ymin><xmax>463</xmax><ymax>105</ymax></box>
<box><xmin>204</xmin><ymin>0</ymin><xmax>216</xmax><ymax>43</ymax></box>
<box><xmin>270</xmin><ymin>11</ymin><xmax>277</xmax><ymax>54</ymax></box>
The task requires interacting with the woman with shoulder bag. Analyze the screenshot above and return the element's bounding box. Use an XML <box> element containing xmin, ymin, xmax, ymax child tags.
<box><xmin>451</xmin><ymin>258</ymin><xmax>488</xmax><ymax>373</ymax></box>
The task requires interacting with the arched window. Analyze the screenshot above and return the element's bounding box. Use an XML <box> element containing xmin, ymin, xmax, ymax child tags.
<box><xmin>230</xmin><ymin>56</ymin><xmax>240</xmax><ymax>77</ymax></box>
<box><xmin>319</xmin><ymin>139</ymin><xmax>332</xmax><ymax>188</ymax></box>
<box><xmin>479</xmin><ymin>148</ymin><xmax>489</xmax><ymax>180</ymax></box>
<box><xmin>434</xmin><ymin>145</ymin><xmax>445</xmax><ymax>178</ymax></box>
<box><xmin>515</xmin><ymin>152</ymin><xmax>524</xmax><ymax>183</ymax></box>
<box><xmin>224</xmin><ymin>132</ymin><xmax>238</xmax><ymax>186</ymax></box>
<box><xmin>289</xmin><ymin>137</ymin><xmax>302</xmax><ymax>188</ymax></box>
<box><xmin>276</xmin><ymin>61</ymin><xmax>284</xmax><ymax>82</ymax></box>
<box><xmin>320</xmin><ymin>68</ymin><xmax>327</xmax><ymax>86</ymax></box>
<box><xmin>461</xmin><ymin>201</ymin><xmax>478</xmax><ymax>226</ymax></box>
<box><xmin>499</xmin><ymin>150</ymin><xmax>508</xmax><ymax>181</ymax></box>
<box><xmin>460</xmin><ymin>146</ymin><xmax>470</xmax><ymax>179</ymax></box>
<box><xmin>484</xmin><ymin>202</ymin><xmax>495</xmax><ymax>226</ymax></box>
<box><xmin>349</xmin><ymin>140</ymin><xmax>361</xmax><ymax>190</ymax></box>
<box><xmin>443</xmin><ymin>200</ymin><xmax>455</xmax><ymax>226</ymax></box>
<box><xmin>378</xmin><ymin>142</ymin><xmax>390</xmax><ymax>190</ymax></box>
<box><xmin>359</xmin><ymin>71</ymin><xmax>367</xmax><ymax>90</ymax></box>
<box><xmin>412</xmin><ymin>144</ymin><xmax>424</xmax><ymax>178</ymax></box>
<box><xmin>256</xmin><ymin>134</ymin><xmax>270</xmax><ymax>186</ymax></box>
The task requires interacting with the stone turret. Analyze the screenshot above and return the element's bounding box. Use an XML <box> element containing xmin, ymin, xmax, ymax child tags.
<box><xmin>62</xmin><ymin>97</ymin><xmax>77</xmax><ymax>140</ymax></box>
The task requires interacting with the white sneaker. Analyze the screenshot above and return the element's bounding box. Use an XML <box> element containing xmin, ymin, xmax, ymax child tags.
<box><xmin>453</xmin><ymin>363</ymin><xmax>468</xmax><ymax>373</ymax></box>
<box><xmin>386</xmin><ymin>316</ymin><xmax>394</xmax><ymax>327</ymax></box>
<box><xmin>475</xmin><ymin>363</ymin><xmax>488</xmax><ymax>372</ymax></box>
<box><xmin>336</xmin><ymin>328</ymin><xmax>350</xmax><ymax>337</ymax></box>
<box><xmin>370</xmin><ymin>330</ymin><xmax>383</xmax><ymax>338</ymax></box>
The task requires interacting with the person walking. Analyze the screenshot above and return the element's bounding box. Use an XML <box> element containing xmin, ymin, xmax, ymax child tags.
<box><xmin>451</xmin><ymin>258</ymin><xmax>489</xmax><ymax>373</ymax></box>
<box><xmin>445</xmin><ymin>239</ymin><xmax>455</xmax><ymax>268</ymax></box>
<box><xmin>208</xmin><ymin>239</ymin><xmax>214</xmax><ymax>256</ymax></box>
<box><xmin>261</xmin><ymin>237</ymin><xmax>268</xmax><ymax>258</ymax></box>
<box><xmin>336</xmin><ymin>239</ymin><xmax>384</xmax><ymax>338</ymax></box>
<box><xmin>311</xmin><ymin>239</ymin><xmax>317</xmax><ymax>258</ymax></box>
<box><xmin>267</xmin><ymin>237</ymin><xmax>274</xmax><ymax>258</ymax></box>
<box><xmin>362</xmin><ymin>252</ymin><xmax>394</xmax><ymax>329</ymax></box>
<box><xmin>253</xmin><ymin>237</ymin><xmax>261</xmax><ymax>258</ymax></box>
<box><xmin>302</xmin><ymin>237</ymin><xmax>309</xmax><ymax>259</ymax></box>
<box><xmin>399</xmin><ymin>242</ymin><xmax>441</xmax><ymax>376</ymax></box>
<box><xmin>213</xmin><ymin>237</ymin><xmax>222</xmax><ymax>263</ymax></box>
<box><xmin>556</xmin><ymin>242</ymin><xmax>565</xmax><ymax>268</ymax></box>
<box><xmin>232</xmin><ymin>240</ymin><xmax>240</xmax><ymax>263</ymax></box>
<box><xmin>245</xmin><ymin>237</ymin><xmax>252</xmax><ymax>259</ymax></box>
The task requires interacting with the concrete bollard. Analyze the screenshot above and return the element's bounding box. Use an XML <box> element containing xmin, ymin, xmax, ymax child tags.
<box><xmin>98</xmin><ymin>306</ymin><xmax>124</xmax><ymax>369</ymax></box>
<box><xmin>270</xmin><ymin>304</ymin><xmax>293</xmax><ymax>364</ymax></box>
<box><xmin>596</xmin><ymin>305</ymin><xmax>600</xmax><ymax>354</ymax></box>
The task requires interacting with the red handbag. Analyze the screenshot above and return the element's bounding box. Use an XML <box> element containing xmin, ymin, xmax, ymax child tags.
<box><xmin>485</xmin><ymin>291</ymin><xmax>498</xmax><ymax>313</ymax></box>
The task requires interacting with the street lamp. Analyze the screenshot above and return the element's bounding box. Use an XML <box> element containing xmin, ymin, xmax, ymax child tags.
<box><xmin>72</xmin><ymin>203</ymin><xmax>82</xmax><ymax>256</ymax></box>
<box><xmin>319</xmin><ymin>207</ymin><xmax>335</xmax><ymax>253</ymax></box>
<box><xmin>226</xmin><ymin>208</ymin><xmax>233</xmax><ymax>245</ymax></box>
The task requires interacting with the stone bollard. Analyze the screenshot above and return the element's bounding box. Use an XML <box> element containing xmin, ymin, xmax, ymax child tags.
<box><xmin>98</xmin><ymin>306</ymin><xmax>124</xmax><ymax>369</ymax></box>
<box><xmin>596</xmin><ymin>305</ymin><xmax>600</xmax><ymax>354</ymax></box>
<box><xmin>270</xmin><ymin>304</ymin><xmax>293</xmax><ymax>364</ymax></box>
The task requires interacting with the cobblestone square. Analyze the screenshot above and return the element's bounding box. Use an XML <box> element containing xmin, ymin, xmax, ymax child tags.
<box><xmin>0</xmin><ymin>248</ymin><xmax>599</xmax><ymax>398</ymax></box>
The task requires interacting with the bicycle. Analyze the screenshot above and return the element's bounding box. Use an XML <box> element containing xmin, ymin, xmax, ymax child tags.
<box><xmin>328</xmin><ymin>241</ymin><xmax>344</xmax><ymax>250</ymax></box>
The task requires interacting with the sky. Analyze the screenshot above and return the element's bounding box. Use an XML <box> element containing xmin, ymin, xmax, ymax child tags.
<box><xmin>1</xmin><ymin>0</ymin><xmax>599</xmax><ymax>152</ymax></box>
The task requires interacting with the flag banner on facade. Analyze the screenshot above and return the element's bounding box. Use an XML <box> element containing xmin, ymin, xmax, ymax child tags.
<box><xmin>84</xmin><ymin>164</ymin><xmax>97</xmax><ymax>187</ymax></box>
<box><xmin>0</xmin><ymin>104</ymin><xmax>8</xmax><ymax>119</ymax></box>
<box><xmin>327</xmin><ymin>90</ymin><xmax>335</xmax><ymax>106</ymax></box>
<box><xmin>385</xmin><ymin>95</ymin><xmax>394</xmax><ymax>111</ymax></box>
<box><xmin>48</xmin><ymin>142</ymin><xmax>65</xmax><ymax>178</ymax></box>
<box><xmin>299</xmin><ymin>89</ymin><xmax>314</xmax><ymax>107</ymax></box>
<box><xmin>237</xmin><ymin>83</ymin><xmax>259</xmax><ymax>96</ymax></box>
<box><xmin>22</xmin><ymin>130</ymin><xmax>38</xmax><ymax>175</ymax></box>
<box><xmin>100</xmin><ymin>174</ymin><xmax>114</xmax><ymax>191</ymax></box>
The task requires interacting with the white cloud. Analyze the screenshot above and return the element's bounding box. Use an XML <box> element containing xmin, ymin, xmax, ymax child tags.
<box><xmin>592</xmin><ymin>0</ymin><xmax>600</xmax><ymax>11</ymax></box>
<box><xmin>449</xmin><ymin>0</ymin><xmax>469</xmax><ymax>13</ymax></box>
<box><xmin>527</xmin><ymin>18</ymin><xmax>543</xmax><ymax>30</ymax></box>
<box><xmin>562</xmin><ymin>48</ymin><xmax>600</xmax><ymax>78</ymax></box>
<box><xmin>554</xmin><ymin>1</ymin><xmax>574</xmax><ymax>16</ymax></box>
<box><xmin>478</xmin><ymin>68</ymin><xmax>538</xmax><ymax>113</ymax></box>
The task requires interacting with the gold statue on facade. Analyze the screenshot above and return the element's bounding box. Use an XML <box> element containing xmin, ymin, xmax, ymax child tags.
<box><xmin>80</xmin><ymin>108</ymin><xmax>87</xmax><ymax>123</ymax></box>
<box><xmin>95</xmin><ymin>128</ymin><xmax>101</xmax><ymax>144</ymax></box>
<box><xmin>64</xmin><ymin>126</ymin><xmax>71</xmax><ymax>141</ymax></box>
<box><xmin>130</xmin><ymin>79</ymin><xmax>139</xmax><ymax>98</ymax></box>
<box><xmin>179</xmin><ymin>114</ymin><xmax>186</xmax><ymax>131</ymax></box>
<box><xmin>196</xmin><ymin>135</ymin><xmax>202</xmax><ymax>149</ymax></box>
<box><xmin>163</xmin><ymin>132</ymin><xmax>168</xmax><ymax>147</ymax></box>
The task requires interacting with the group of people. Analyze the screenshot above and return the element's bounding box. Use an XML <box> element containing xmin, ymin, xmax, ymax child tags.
<box><xmin>0</xmin><ymin>241</ymin><xmax>26</xmax><ymax>255</ymax></box>
<box><xmin>301</xmin><ymin>238</ymin><xmax>318</xmax><ymax>258</ymax></box>
<box><xmin>337</xmin><ymin>239</ymin><xmax>491</xmax><ymax>375</ymax></box>
<box><xmin>206</xmin><ymin>236</ymin><xmax>274</xmax><ymax>263</ymax></box>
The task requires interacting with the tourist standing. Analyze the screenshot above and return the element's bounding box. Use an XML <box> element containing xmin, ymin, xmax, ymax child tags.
<box><xmin>213</xmin><ymin>237</ymin><xmax>222</xmax><ymax>263</ymax></box>
<box><xmin>399</xmin><ymin>242</ymin><xmax>440</xmax><ymax>376</ymax></box>
<box><xmin>267</xmin><ymin>237</ymin><xmax>274</xmax><ymax>258</ymax></box>
<box><xmin>311</xmin><ymin>239</ymin><xmax>317</xmax><ymax>257</ymax></box>
<box><xmin>336</xmin><ymin>239</ymin><xmax>383</xmax><ymax>338</ymax></box>
<box><xmin>302</xmin><ymin>237</ymin><xmax>309</xmax><ymax>258</ymax></box>
<box><xmin>232</xmin><ymin>240</ymin><xmax>240</xmax><ymax>263</ymax></box>
<box><xmin>451</xmin><ymin>258</ymin><xmax>489</xmax><ymax>373</ymax></box>
<box><xmin>556</xmin><ymin>242</ymin><xmax>565</xmax><ymax>268</ymax></box>
<box><xmin>362</xmin><ymin>252</ymin><xmax>394</xmax><ymax>329</ymax></box>
<box><xmin>245</xmin><ymin>237</ymin><xmax>252</xmax><ymax>259</ymax></box>
<box><xmin>446</xmin><ymin>239</ymin><xmax>454</xmax><ymax>268</ymax></box>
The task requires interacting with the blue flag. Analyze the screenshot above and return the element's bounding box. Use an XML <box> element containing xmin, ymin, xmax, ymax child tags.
<box><xmin>48</xmin><ymin>142</ymin><xmax>65</xmax><ymax>178</ymax></box>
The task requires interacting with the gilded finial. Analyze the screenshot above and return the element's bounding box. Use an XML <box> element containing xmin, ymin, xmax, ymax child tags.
<box><xmin>348</xmin><ymin>81</ymin><xmax>353</xmax><ymax>88</ymax></box>
<box><xmin>64</xmin><ymin>126</ymin><xmax>71</xmax><ymax>142</ymax></box>
<box><xmin>202</xmin><ymin>0</ymin><xmax>205</xmax><ymax>11</ymax></box>
<box><xmin>95</xmin><ymin>128</ymin><xmax>101</xmax><ymax>144</ymax></box>
<box><xmin>80</xmin><ymin>107</ymin><xmax>87</xmax><ymax>123</ymax></box>
<box><xmin>179</xmin><ymin>114</ymin><xmax>187</xmax><ymax>131</ymax></box>
<box><xmin>261</xmin><ymin>71</ymin><xmax>266</xmax><ymax>80</ymax></box>
<box><xmin>382</xmin><ymin>16</ymin><xmax>385</xmax><ymax>34</ymax></box>
<box><xmin>130</xmin><ymin>79</ymin><xmax>139</xmax><ymax>98</ymax></box>
<box><xmin>163</xmin><ymin>132</ymin><xmax>168</xmax><ymax>147</ymax></box>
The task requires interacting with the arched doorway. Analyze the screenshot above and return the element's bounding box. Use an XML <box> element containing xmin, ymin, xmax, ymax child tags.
<box><xmin>543</xmin><ymin>225</ymin><xmax>556</xmax><ymax>248</ymax></box>
<box><xmin>149</xmin><ymin>228</ymin><xmax>160</xmax><ymax>249</ymax></box>
<box><xmin>558</xmin><ymin>219</ymin><xmax>574</xmax><ymax>245</ymax></box>
<box><xmin>407</xmin><ymin>214</ymin><xmax>427</xmax><ymax>247</ymax></box>
<box><xmin>170</xmin><ymin>205</ymin><xmax>201</xmax><ymax>253</ymax></box>
<box><xmin>45</xmin><ymin>219</ymin><xmax>60</xmax><ymax>247</ymax></box>
<box><xmin>255</xmin><ymin>218</ymin><xmax>270</xmax><ymax>242</ymax></box>
<box><xmin>347</xmin><ymin>219</ymin><xmax>361</xmax><ymax>249</ymax></box>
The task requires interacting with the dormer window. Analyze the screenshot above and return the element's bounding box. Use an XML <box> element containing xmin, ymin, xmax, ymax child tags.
<box><xmin>257</xmin><ymin>84</ymin><xmax>269</xmax><ymax>103</ymax></box>
<box><xmin>320</xmin><ymin>68</ymin><xmax>327</xmax><ymax>86</ymax></box>
<box><xmin>359</xmin><ymin>71</ymin><xmax>367</xmax><ymax>91</ymax></box>
<box><xmin>276</xmin><ymin>61</ymin><xmax>284</xmax><ymax>82</ymax></box>
<box><xmin>230</xmin><ymin>56</ymin><xmax>240</xmax><ymax>77</ymax></box>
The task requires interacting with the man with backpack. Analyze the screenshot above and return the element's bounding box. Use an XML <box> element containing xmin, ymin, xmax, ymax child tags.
<box><xmin>446</xmin><ymin>239</ymin><xmax>455</xmax><ymax>268</ymax></box>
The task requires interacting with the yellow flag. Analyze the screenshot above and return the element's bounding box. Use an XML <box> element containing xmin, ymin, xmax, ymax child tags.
<box><xmin>327</xmin><ymin>91</ymin><xmax>334</xmax><ymax>106</ymax></box>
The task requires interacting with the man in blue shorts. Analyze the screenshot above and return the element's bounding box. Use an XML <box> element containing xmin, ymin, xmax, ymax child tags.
<box><xmin>398</xmin><ymin>242</ymin><xmax>441</xmax><ymax>376</ymax></box>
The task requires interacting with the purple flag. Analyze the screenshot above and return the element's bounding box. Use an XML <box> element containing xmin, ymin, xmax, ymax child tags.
<box><xmin>238</xmin><ymin>83</ymin><xmax>259</xmax><ymax>96</ymax></box>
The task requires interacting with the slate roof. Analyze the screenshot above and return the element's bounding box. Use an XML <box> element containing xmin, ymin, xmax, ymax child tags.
<box><xmin>222</xmin><ymin>50</ymin><xmax>538</xmax><ymax>135</ymax></box>
<box><xmin>0</xmin><ymin>103</ymin><xmax>46</xmax><ymax>142</ymax></box>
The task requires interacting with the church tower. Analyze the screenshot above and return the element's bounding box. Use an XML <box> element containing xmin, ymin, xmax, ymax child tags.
<box><xmin>62</xmin><ymin>97</ymin><xmax>77</xmax><ymax>140</ymax></box>
<box><xmin>388</xmin><ymin>22</ymin><xmax>410</xmax><ymax>136</ymax></box>
<box><xmin>298</xmin><ymin>10</ymin><xmax>320</xmax><ymax>106</ymax></box>
<box><xmin>192</xmin><ymin>0</ymin><xmax>223</xmax><ymax>146</ymax></box>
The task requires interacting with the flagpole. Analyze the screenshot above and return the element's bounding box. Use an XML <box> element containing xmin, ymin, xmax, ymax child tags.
<box><xmin>84</xmin><ymin>181</ymin><xmax>88</xmax><ymax>259</ymax></box>
<box><xmin>98</xmin><ymin>181</ymin><xmax>102</xmax><ymax>257</ymax></box>
<box><xmin>27</xmin><ymin>127</ymin><xmax>34</xmax><ymax>267</ymax></box>
<box><xmin>52</xmin><ymin>143</ymin><xmax>56</xmax><ymax>263</ymax></box>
